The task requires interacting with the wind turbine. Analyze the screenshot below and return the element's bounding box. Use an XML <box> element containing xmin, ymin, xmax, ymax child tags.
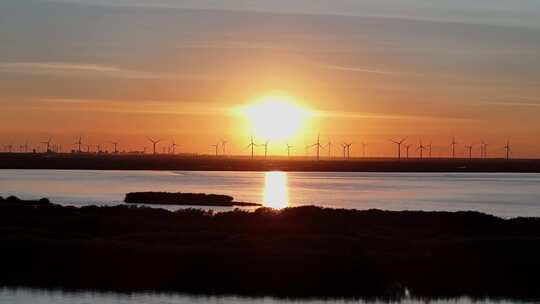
<box><xmin>404</xmin><ymin>144</ymin><xmax>411</xmax><ymax>159</ymax></box>
<box><xmin>74</xmin><ymin>136</ymin><xmax>83</xmax><ymax>153</ymax></box>
<box><xmin>325</xmin><ymin>137</ymin><xmax>332</xmax><ymax>158</ymax></box>
<box><xmin>417</xmin><ymin>140</ymin><xmax>427</xmax><ymax>159</ymax></box>
<box><xmin>171</xmin><ymin>139</ymin><xmax>178</xmax><ymax>155</ymax></box>
<box><xmin>341</xmin><ymin>143</ymin><xmax>347</xmax><ymax>159</ymax></box>
<box><xmin>481</xmin><ymin>141</ymin><xmax>488</xmax><ymax>159</ymax></box>
<box><xmin>211</xmin><ymin>141</ymin><xmax>220</xmax><ymax>156</ymax></box>
<box><xmin>147</xmin><ymin>137</ymin><xmax>161</xmax><ymax>155</ymax></box>
<box><xmin>109</xmin><ymin>141</ymin><xmax>119</xmax><ymax>154</ymax></box>
<box><xmin>503</xmin><ymin>140</ymin><xmax>511</xmax><ymax>160</ymax></box>
<box><xmin>40</xmin><ymin>138</ymin><xmax>52</xmax><ymax>153</ymax></box>
<box><xmin>262</xmin><ymin>140</ymin><xmax>270</xmax><ymax>159</ymax></box>
<box><xmin>451</xmin><ymin>137</ymin><xmax>458</xmax><ymax>159</ymax></box>
<box><xmin>344</xmin><ymin>143</ymin><xmax>352</xmax><ymax>160</ymax></box>
<box><xmin>465</xmin><ymin>144</ymin><xmax>474</xmax><ymax>160</ymax></box>
<box><xmin>361</xmin><ymin>142</ymin><xmax>367</xmax><ymax>158</ymax></box>
<box><xmin>286</xmin><ymin>142</ymin><xmax>294</xmax><ymax>158</ymax></box>
<box><xmin>428</xmin><ymin>141</ymin><xmax>433</xmax><ymax>158</ymax></box>
<box><xmin>390</xmin><ymin>137</ymin><xmax>407</xmax><ymax>160</ymax></box>
<box><xmin>246</xmin><ymin>136</ymin><xmax>258</xmax><ymax>159</ymax></box>
<box><xmin>220</xmin><ymin>138</ymin><xmax>228</xmax><ymax>156</ymax></box>
<box><xmin>310</xmin><ymin>134</ymin><xmax>323</xmax><ymax>161</ymax></box>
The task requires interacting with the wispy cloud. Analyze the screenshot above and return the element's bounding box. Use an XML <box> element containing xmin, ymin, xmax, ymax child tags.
<box><xmin>316</xmin><ymin>63</ymin><xmax>396</xmax><ymax>75</ymax></box>
<box><xmin>23</xmin><ymin>97</ymin><xmax>230</xmax><ymax>116</ymax></box>
<box><xmin>0</xmin><ymin>61</ymin><xmax>172</xmax><ymax>80</ymax></box>
<box><xmin>480</xmin><ymin>101</ymin><xmax>540</xmax><ymax>108</ymax></box>
<box><xmin>316</xmin><ymin>109</ymin><xmax>474</xmax><ymax>122</ymax></box>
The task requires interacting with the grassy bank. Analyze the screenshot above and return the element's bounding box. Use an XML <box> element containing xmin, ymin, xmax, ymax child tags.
<box><xmin>0</xmin><ymin>197</ymin><xmax>539</xmax><ymax>299</ymax></box>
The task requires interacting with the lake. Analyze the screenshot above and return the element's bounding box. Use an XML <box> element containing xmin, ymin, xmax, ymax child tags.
<box><xmin>1</xmin><ymin>170</ymin><xmax>539</xmax><ymax>218</ymax></box>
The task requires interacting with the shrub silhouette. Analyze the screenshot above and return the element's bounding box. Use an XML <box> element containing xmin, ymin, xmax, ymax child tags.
<box><xmin>0</xmin><ymin>197</ymin><xmax>538</xmax><ymax>299</ymax></box>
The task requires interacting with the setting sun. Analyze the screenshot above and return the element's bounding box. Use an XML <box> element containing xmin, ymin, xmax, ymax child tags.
<box><xmin>241</xmin><ymin>92</ymin><xmax>310</xmax><ymax>141</ymax></box>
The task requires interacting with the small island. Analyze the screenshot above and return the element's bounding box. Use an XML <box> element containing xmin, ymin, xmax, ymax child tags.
<box><xmin>124</xmin><ymin>191</ymin><xmax>261</xmax><ymax>207</ymax></box>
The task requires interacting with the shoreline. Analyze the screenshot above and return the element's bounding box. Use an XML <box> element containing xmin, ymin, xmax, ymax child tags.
<box><xmin>1</xmin><ymin>153</ymin><xmax>540</xmax><ymax>172</ymax></box>
<box><xmin>1</xmin><ymin>198</ymin><xmax>539</xmax><ymax>299</ymax></box>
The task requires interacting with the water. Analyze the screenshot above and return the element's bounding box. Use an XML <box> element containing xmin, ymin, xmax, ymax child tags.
<box><xmin>0</xmin><ymin>288</ymin><xmax>535</xmax><ymax>304</ymax></box>
<box><xmin>1</xmin><ymin>170</ymin><xmax>539</xmax><ymax>218</ymax></box>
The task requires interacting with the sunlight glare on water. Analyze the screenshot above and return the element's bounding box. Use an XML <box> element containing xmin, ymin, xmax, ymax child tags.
<box><xmin>263</xmin><ymin>172</ymin><xmax>289</xmax><ymax>209</ymax></box>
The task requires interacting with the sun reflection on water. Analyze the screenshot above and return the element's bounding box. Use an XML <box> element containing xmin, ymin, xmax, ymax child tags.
<box><xmin>263</xmin><ymin>172</ymin><xmax>289</xmax><ymax>209</ymax></box>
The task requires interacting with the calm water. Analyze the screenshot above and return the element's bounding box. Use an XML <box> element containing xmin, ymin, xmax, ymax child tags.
<box><xmin>0</xmin><ymin>288</ymin><xmax>535</xmax><ymax>304</ymax></box>
<box><xmin>1</xmin><ymin>170</ymin><xmax>539</xmax><ymax>218</ymax></box>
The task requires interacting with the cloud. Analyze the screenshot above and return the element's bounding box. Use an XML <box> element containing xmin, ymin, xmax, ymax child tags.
<box><xmin>0</xmin><ymin>61</ymin><xmax>173</xmax><ymax>80</ymax></box>
<box><xmin>316</xmin><ymin>63</ymin><xmax>397</xmax><ymax>75</ymax></box>
<box><xmin>480</xmin><ymin>101</ymin><xmax>540</xmax><ymax>108</ymax></box>
<box><xmin>315</xmin><ymin>109</ymin><xmax>474</xmax><ymax>122</ymax></box>
<box><xmin>20</xmin><ymin>97</ymin><xmax>230</xmax><ymax>116</ymax></box>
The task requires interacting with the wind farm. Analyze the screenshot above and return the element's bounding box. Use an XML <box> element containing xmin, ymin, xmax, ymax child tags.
<box><xmin>0</xmin><ymin>134</ymin><xmax>538</xmax><ymax>172</ymax></box>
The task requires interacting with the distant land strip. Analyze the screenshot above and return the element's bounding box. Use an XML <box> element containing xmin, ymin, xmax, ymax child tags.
<box><xmin>1</xmin><ymin>153</ymin><xmax>540</xmax><ymax>172</ymax></box>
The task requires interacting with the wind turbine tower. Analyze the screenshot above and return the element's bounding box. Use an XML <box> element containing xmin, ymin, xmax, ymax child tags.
<box><xmin>362</xmin><ymin>142</ymin><xmax>367</xmax><ymax>158</ymax></box>
<box><xmin>344</xmin><ymin>143</ymin><xmax>352</xmax><ymax>160</ymax></box>
<box><xmin>417</xmin><ymin>140</ymin><xmax>427</xmax><ymax>159</ymax></box>
<box><xmin>405</xmin><ymin>144</ymin><xmax>411</xmax><ymax>159</ymax></box>
<box><xmin>263</xmin><ymin>140</ymin><xmax>270</xmax><ymax>159</ymax></box>
<box><xmin>221</xmin><ymin>139</ymin><xmax>228</xmax><ymax>156</ymax></box>
<box><xmin>326</xmin><ymin>138</ymin><xmax>332</xmax><ymax>158</ymax></box>
<box><xmin>147</xmin><ymin>138</ymin><xmax>162</xmax><ymax>155</ymax></box>
<box><xmin>286</xmin><ymin>143</ymin><xmax>294</xmax><ymax>158</ymax></box>
<box><xmin>74</xmin><ymin>136</ymin><xmax>83</xmax><ymax>153</ymax></box>
<box><xmin>481</xmin><ymin>141</ymin><xmax>488</xmax><ymax>159</ymax></box>
<box><xmin>171</xmin><ymin>139</ymin><xmax>178</xmax><ymax>155</ymax></box>
<box><xmin>390</xmin><ymin>137</ymin><xmax>407</xmax><ymax>161</ymax></box>
<box><xmin>246</xmin><ymin>136</ymin><xmax>258</xmax><ymax>159</ymax></box>
<box><xmin>465</xmin><ymin>144</ymin><xmax>474</xmax><ymax>160</ymax></box>
<box><xmin>211</xmin><ymin>141</ymin><xmax>220</xmax><ymax>156</ymax></box>
<box><xmin>311</xmin><ymin>134</ymin><xmax>323</xmax><ymax>161</ymax></box>
<box><xmin>451</xmin><ymin>137</ymin><xmax>458</xmax><ymax>159</ymax></box>
<box><xmin>41</xmin><ymin>138</ymin><xmax>52</xmax><ymax>153</ymax></box>
<box><xmin>504</xmin><ymin>140</ymin><xmax>511</xmax><ymax>160</ymax></box>
<box><xmin>110</xmin><ymin>141</ymin><xmax>119</xmax><ymax>154</ymax></box>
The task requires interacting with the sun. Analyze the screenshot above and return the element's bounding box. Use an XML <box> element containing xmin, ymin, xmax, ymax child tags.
<box><xmin>240</xmin><ymin>92</ymin><xmax>310</xmax><ymax>141</ymax></box>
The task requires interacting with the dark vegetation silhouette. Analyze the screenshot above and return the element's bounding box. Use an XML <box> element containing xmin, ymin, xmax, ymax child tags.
<box><xmin>1</xmin><ymin>153</ymin><xmax>540</xmax><ymax>172</ymax></box>
<box><xmin>0</xmin><ymin>196</ymin><xmax>539</xmax><ymax>299</ymax></box>
<box><xmin>124</xmin><ymin>192</ymin><xmax>260</xmax><ymax>206</ymax></box>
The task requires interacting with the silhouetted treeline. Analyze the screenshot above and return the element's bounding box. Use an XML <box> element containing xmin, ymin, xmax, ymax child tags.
<box><xmin>1</xmin><ymin>153</ymin><xmax>540</xmax><ymax>172</ymax></box>
<box><xmin>124</xmin><ymin>192</ymin><xmax>260</xmax><ymax>206</ymax></box>
<box><xmin>0</xmin><ymin>197</ymin><xmax>539</xmax><ymax>299</ymax></box>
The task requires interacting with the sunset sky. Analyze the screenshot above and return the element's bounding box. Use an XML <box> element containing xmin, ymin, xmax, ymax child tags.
<box><xmin>1</xmin><ymin>0</ymin><xmax>539</xmax><ymax>157</ymax></box>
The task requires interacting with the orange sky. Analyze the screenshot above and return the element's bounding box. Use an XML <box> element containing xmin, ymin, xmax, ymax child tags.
<box><xmin>1</xmin><ymin>1</ymin><xmax>539</xmax><ymax>158</ymax></box>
